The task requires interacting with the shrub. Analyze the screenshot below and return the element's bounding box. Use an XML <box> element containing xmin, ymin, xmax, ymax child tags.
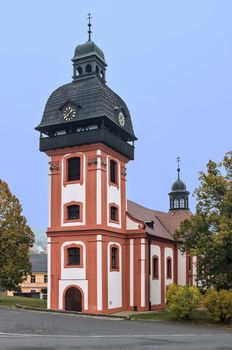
<box><xmin>166</xmin><ymin>284</ymin><xmax>201</xmax><ymax>320</ymax></box>
<box><xmin>204</xmin><ymin>289</ymin><xmax>232</xmax><ymax>323</ymax></box>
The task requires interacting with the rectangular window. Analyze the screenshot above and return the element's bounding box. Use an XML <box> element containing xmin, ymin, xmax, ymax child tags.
<box><xmin>67</xmin><ymin>205</ymin><xmax>80</xmax><ymax>220</ymax></box>
<box><xmin>68</xmin><ymin>157</ymin><xmax>80</xmax><ymax>181</ymax></box>
<box><xmin>110</xmin><ymin>206</ymin><xmax>118</xmax><ymax>222</ymax></box>
<box><xmin>31</xmin><ymin>275</ymin><xmax>36</xmax><ymax>283</ymax></box>
<box><xmin>111</xmin><ymin>247</ymin><xmax>118</xmax><ymax>269</ymax></box>
<box><xmin>44</xmin><ymin>275</ymin><xmax>48</xmax><ymax>283</ymax></box>
<box><xmin>68</xmin><ymin>247</ymin><xmax>80</xmax><ymax>265</ymax></box>
<box><xmin>110</xmin><ymin>160</ymin><xmax>117</xmax><ymax>184</ymax></box>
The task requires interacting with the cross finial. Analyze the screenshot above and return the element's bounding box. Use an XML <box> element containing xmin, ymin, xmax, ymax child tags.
<box><xmin>176</xmin><ymin>156</ymin><xmax>181</xmax><ymax>179</ymax></box>
<box><xmin>87</xmin><ymin>13</ymin><xmax>92</xmax><ymax>41</ymax></box>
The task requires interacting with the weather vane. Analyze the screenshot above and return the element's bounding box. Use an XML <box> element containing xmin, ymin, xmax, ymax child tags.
<box><xmin>176</xmin><ymin>156</ymin><xmax>181</xmax><ymax>178</ymax></box>
<box><xmin>87</xmin><ymin>13</ymin><xmax>92</xmax><ymax>41</ymax></box>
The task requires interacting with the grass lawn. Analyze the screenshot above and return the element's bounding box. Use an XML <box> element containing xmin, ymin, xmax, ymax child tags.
<box><xmin>0</xmin><ymin>296</ymin><xmax>47</xmax><ymax>309</ymax></box>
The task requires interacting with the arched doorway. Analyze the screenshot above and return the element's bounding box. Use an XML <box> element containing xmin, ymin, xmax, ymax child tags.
<box><xmin>64</xmin><ymin>286</ymin><xmax>82</xmax><ymax>312</ymax></box>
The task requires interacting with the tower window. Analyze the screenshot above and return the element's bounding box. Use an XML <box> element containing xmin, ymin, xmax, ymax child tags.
<box><xmin>166</xmin><ymin>257</ymin><xmax>172</xmax><ymax>279</ymax></box>
<box><xmin>111</xmin><ymin>246</ymin><xmax>119</xmax><ymax>270</ymax></box>
<box><xmin>152</xmin><ymin>256</ymin><xmax>159</xmax><ymax>279</ymax></box>
<box><xmin>180</xmin><ymin>198</ymin><xmax>185</xmax><ymax>208</ymax></box>
<box><xmin>110</xmin><ymin>160</ymin><xmax>118</xmax><ymax>185</ymax></box>
<box><xmin>86</xmin><ymin>64</ymin><xmax>92</xmax><ymax>73</ymax></box>
<box><xmin>67</xmin><ymin>205</ymin><xmax>80</xmax><ymax>220</ymax></box>
<box><xmin>68</xmin><ymin>247</ymin><xmax>80</xmax><ymax>265</ymax></box>
<box><xmin>67</xmin><ymin>157</ymin><xmax>80</xmax><ymax>181</ymax></box>
<box><xmin>96</xmin><ymin>65</ymin><xmax>99</xmax><ymax>74</ymax></box>
<box><xmin>77</xmin><ymin>66</ymin><xmax>82</xmax><ymax>75</ymax></box>
<box><xmin>100</xmin><ymin>69</ymin><xmax>104</xmax><ymax>79</ymax></box>
<box><xmin>110</xmin><ymin>206</ymin><xmax>118</xmax><ymax>222</ymax></box>
<box><xmin>173</xmin><ymin>199</ymin><xmax>179</xmax><ymax>208</ymax></box>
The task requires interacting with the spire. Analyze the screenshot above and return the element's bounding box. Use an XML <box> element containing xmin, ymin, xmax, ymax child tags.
<box><xmin>169</xmin><ymin>157</ymin><xmax>190</xmax><ymax>211</ymax></box>
<box><xmin>177</xmin><ymin>156</ymin><xmax>180</xmax><ymax>179</ymax></box>
<box><xmin>87</xmin><ymin>13</ymin><xmax>92</xmax><ymax>41</ymax></box>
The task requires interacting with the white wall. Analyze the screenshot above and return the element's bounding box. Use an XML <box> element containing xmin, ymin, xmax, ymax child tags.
<box><xmin>61</xmin><ymin>152</ymin><xmax>86</xmax><ymax>226</ymax></box>
<box><xmin>178</xmin><ymin>250</ymin><xmax>186</xmax><ymax>286</ymax></box>
<box><xmin>60</xmin><ymin>241</ymin><xmax>86</xmax><ymax>280</ymax></box>
<box><xmin>165</xmin><ymin>247</ymin><xmax>174</xmax><ymax>289</ymax></box>
<box><xmin>107</xmin><ymin>156</ymin><xmax>121</xmax><ymax>228</ymax></box>
<box><xmin>107</xmin><ymin>242</ymin><xmax>122</xmax><ymax>309</ymax></box>
<box><xmin>192</xmin><ymin>256</ymin><xmax>197</xmax><ymax>286</ymax></box>
<box><xmin>150</xmin><ymin>244</ymin><xmax>161</xmax><ymax>305</ymax></box>
<box><xmin>59</xmin><ymin>280</ymin><xmax>88</xmax><ymax>310</ymax></box>
<box><xmin>126</xmin><ymin>216</ymin><xmax>140</xmax><ymax>230</ymax></box>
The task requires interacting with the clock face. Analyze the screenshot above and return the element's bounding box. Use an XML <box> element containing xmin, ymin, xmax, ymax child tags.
<box><xmin>63</xmin><ymin>105</ymin><xmax>77</xmax><ymax>121</ymax></box>
<box><xmin>118</xmin><ymin>111</ymin><xmax>125</xmax><ymax>127</ymax></box>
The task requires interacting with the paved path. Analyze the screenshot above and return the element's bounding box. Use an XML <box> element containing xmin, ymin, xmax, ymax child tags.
<box><xmin>0</xmin><ymin>307</ymin><xmax>231</xmax><ymax>349</ymax></box>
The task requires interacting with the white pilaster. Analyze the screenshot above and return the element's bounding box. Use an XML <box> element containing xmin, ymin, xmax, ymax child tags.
<box><xmin>96</xmin><ymin>150</ymin><xmax>102</xmax><ymax>224</ymax></box>
<box><xmin>97</xmin><ymin>234</ymin><xmax>103</xmax><ymax>310</ymax></box>
<box><xmin>130</xmin><ymin>239</ymin><xmax>134</xmax><ymax>307</ymax></box>
<box><xmin>47</xmin><ymin>237</ymin><xmax>51</xmax><ymax>309</ymax></box>
<box><xmin>141</xmin><ymin>238</ymin><xmax>146</xmax><ymax>307</ymax></box>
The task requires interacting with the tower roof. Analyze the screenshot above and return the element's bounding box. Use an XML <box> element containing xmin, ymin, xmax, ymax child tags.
<box><xmin>35</xmin><ymin>75</ymin><xmax>136</xmax><ymax>140</ymax></box>
<box><xmin>73</xmin><ymin>40</ymin><xmax>106</xmax><ymax>63</ymax></box>
<box><xmin>171</xmin><ymin>178</ymin><xmax>187</xmax><ymax>192</ymax></box>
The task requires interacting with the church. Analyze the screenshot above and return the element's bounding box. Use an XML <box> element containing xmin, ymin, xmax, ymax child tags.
<box><xmin>35</xmin><ymin>22</ymin><xmax>195</xmax><ymax>314</ymax></box>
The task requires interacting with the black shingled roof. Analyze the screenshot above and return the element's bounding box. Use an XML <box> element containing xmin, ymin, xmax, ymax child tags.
<box><xmin>36</xmin><ymin>75</ymin><xmax>136</xmax><ymax>140</ymax></box>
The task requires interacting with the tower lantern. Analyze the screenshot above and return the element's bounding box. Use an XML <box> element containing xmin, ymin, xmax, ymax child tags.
<box><xmin>169</xmin><ymin>157</ymin><xmax>190</xmax><ymax>211</ymax></box>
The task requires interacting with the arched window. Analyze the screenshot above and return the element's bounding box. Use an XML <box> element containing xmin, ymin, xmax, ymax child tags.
<box><xmin>96</xmin><ymin>65</ymin><xmax>99</xmax><ymax>74</ymax></box>
<box><xmin>180</xmin><ymin>198</ymin><xmax>185</xmax><ymax>208</ymax></box>
<box><xmin>76</xmin><ymin>66</ymin><xmax>82</xmax><ymax>75</ymax></box>
<box><xmin>68</xmin><ymin>247</ymin><xmax>80</xmax><ymax>265</ymax></box>
<box><xmin>111</xmin><ymin>247</ymin><xmax>118</xmax><ymax>269</ymax></box>
<box><xmin>67</xmin><ymin>157</ymin><xmax>80</xmax><ymax>181</ymax></box>
<box><xmin>174</xmin><ymin>199</ymin><xmax>179</xmax><ymax>208</ymax></box>
<box><xmin>100</xmin><ymin>70</ymin><xmax>104</xmax><ymax>78</ymax></box>
<box><xmin>152</xmin><ymin>256</ymin><xmax>159</xmax><ymax>279</ymax></box>
<box><xmin>166</xmin><ymin>257</ymin><xmax>172</xmax><ymax>279</ymax></box>
<box><xmin>67</xmin><ymin>205</ymin><xmax>80</xmax><ymax>220</ymax></box>
<box><xmin>86</xmin><ymin>64</ymin><xmax>92</xmax><ymax>73</ymax></box>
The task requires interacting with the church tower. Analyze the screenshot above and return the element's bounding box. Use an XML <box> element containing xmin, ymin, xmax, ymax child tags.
<box><xmin>169</xmin><ymin>158</ymin><xmax>189</xmax><ymax>211</ymax></box>
<box><xmin>36</xmin><ymin>19</ymin><xmax>136</xmax><ymax>313</ymax></box>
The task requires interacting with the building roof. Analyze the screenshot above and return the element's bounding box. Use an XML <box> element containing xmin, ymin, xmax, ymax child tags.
<box><xmin>36</xmin><ymin>75</ymin><xmax>136</xmax><ymax>141</ymax></box>
<box><xmin>127</xmin><ymin>200</ymin><xmax>191</xmax><ymax>241</ymax></box>
<box><xmin>30</xmin><ymin>253</ymin><xmax>47</xmax><ymax>273</ymax></box>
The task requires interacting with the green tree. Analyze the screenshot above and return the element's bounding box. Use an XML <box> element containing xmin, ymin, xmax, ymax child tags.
<box><xmin>174</xmin><ymin>152</ymin><xmax>232</xmax><ymax>290</ymax></box>
<box><xmin>0</xmin><ymin>180</ymin><xmax>34</xmax><ymax>290</ymax></box>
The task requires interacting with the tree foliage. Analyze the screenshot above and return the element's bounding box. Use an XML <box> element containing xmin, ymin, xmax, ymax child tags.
<box><xmin>174</xmin><ymin>152</ymin><xmax>232</xmax><ymax>290</ymax></box>
<box><xmin>0</xmin><ymin>180</ymin><xmax>34</xmax><ymax>290</ymax></box>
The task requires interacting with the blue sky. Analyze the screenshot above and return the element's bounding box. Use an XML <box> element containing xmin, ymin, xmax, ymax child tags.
<box><xmin>1</xmin><ymin>0</ymin><xmax>231</xmax><ymax>229</ymax></box>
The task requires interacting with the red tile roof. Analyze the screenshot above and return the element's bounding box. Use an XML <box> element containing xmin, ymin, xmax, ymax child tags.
<box><xmin>127</xmin><ymin>200</ymin><xmax>192</xmax><ymax>241</ymax></box>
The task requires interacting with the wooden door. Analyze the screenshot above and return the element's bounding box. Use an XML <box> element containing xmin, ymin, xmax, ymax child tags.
<box><xmin>65</xmin><ymin>287</ymin><xmax>82</xmax><ymax>311</ymax></box>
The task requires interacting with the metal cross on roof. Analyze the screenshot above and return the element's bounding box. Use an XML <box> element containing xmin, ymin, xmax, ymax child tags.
<box><xmin>87</xmin><ymin>13</ymin><xmax>92</xmax><ymax>41</ymax></box>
